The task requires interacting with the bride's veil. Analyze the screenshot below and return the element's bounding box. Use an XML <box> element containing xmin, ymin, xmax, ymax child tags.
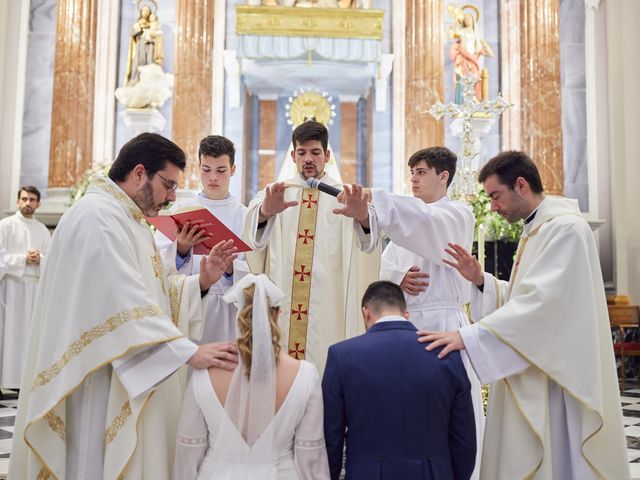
<box><xmin>216</xmin><ymin>274</ymin><xmax>284</xmax><ymax>468</ymax></box>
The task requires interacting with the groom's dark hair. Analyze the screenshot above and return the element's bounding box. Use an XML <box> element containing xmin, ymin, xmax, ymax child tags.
<box><xmin>361</xmin><ymin>281</ymin><xmax>407</xmax><ymax>314</ymax></box>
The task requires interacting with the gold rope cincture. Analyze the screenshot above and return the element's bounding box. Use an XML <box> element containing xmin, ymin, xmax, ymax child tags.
<box><xmin>287</xmin><ymin>188</ymin><xmax>319</xmax><ymax>360</ymax></box>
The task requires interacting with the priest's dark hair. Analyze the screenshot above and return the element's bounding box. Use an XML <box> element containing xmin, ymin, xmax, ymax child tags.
<box><xmin>108</xmin><ymin>133</ymin><xmax>186</xmax><ymax>182</ymax></box>
<box><xmin>408</xmin><ymin>146</ymin><xmax>457</xmax><ymax>187</ymax></box>
<box><xmin>292</xmin><ymin>120</ymin><xmax>329</xmax><ymax>151</ymax></box>
<box><xmin>17</xmin><ymin>185</ymin><xmax>41</xmax><ymax>202</ymax></box>
<box><xmin>198</xmin><ymin>135</ymin><xmax>236</xmax><ymax>166</ymax></box>
<box><xmin>361</xmin><ymin>281</ymin><xmax>407</xmax><ymax>314</ymax></box>
<box><xmin>478</xmin><ymin>150</ymin><xmax>544</xmax><ymax>194</ymax></box>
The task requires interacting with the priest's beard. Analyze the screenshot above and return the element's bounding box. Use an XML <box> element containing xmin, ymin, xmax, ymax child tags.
<box><xmin>133</xmin><ymin>181</ymin><xmax>169</xmax><ymax>217</ymax></box>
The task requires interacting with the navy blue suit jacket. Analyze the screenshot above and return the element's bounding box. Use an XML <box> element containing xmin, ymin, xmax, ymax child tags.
<box><xmin>322</xmin><ymin>320</ymin><xmax>476</xmax><ymax>480</ymax></box>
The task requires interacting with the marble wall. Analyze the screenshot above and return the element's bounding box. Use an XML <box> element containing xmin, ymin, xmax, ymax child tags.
<box><xmin>559</xmin><ymin>0</ymin><xmax>587</xmax><ymax>211</ymax></box>
<box><xmin>20</xmin><ymin>0</ymin><xmax>57</xmax><ymax>192</ymax></box>
<box><xmin>114</xmin><ymin>0</ymin><xmax>176</xmax><ymax>154</ymax></box>
<box><xmin>444</xmin><ymin>0</ymin><xmax>501</xmax><ymax>164</ymax></box>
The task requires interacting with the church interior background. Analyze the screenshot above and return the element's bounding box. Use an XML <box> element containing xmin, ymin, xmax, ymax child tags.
<box><xmin>1</xmin><ymin>0</ymin><xmax>640</xmax><ymax>476</ymax></box>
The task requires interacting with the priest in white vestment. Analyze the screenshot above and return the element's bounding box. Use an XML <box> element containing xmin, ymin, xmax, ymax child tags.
<box><xmin>10</xmin><ymin>133</ymin><xmax>240</xmax><ymax>480</ymax></box>
<box><xmin>0</xmin><ymin>186</ymin><xmax>50</xmax><ymax>389</ymax></box>
<box><xmin>377</xmin><ymin>147</ymin><xmax>483</xmax><ymax>480</ymax></box>
<box><xmin>416</xmin><ymin>152</ymin><xmax>629</xmax><ymax>479</ymax></box>
<box><xmin>156</xmin><ymin>135</ymin><xmax>248</xmax><ymax>345</ymax></box>
<box><xmin>243</xmin><ymin>121</ymin><xmax>379</xmax><ymax>372</ymax></box>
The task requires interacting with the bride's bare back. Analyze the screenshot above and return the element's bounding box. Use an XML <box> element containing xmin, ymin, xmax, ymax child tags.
<box><xmin>209</xmin><ymin>352</ymin><xmax>301</xmax><ymax>412</ymax></box>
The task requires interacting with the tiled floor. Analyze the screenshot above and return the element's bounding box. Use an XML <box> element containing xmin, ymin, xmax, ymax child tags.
<box><xmin>1</xmin><ymin>388</ymin><xmax>640</xmax><ymax>478</ymax></box>
<box><xmin>0</xmin><ymin>390</ymin><xmax>17</xmax><ymax>479</ymax></box>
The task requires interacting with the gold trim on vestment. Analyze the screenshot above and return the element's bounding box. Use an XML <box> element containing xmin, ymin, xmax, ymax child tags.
<box><xmin>151</xmin><ymin>249</ymin><xmax>167</xmax><ymax>295</ymax></box>
<box><xmin>483</xmin><ymin>323</ymin><xmax>605</xmax><ymax>478</ymax></box>
<box><xmin>93</xmin><ymin>177</ymin><xmax>144</xmax><ymax>222</ymax></box>
<box><xmin>115</xmin><ymin>391</ymin><xmax>156</xmax><ymax>479</ymax></box>
<box><xmin>287</xmin><ymin>188</ymin><xmax>319</xmax><ymax>360</ymax></box>
<box><xmin>506</xmin><ymin>236</ymin><xmax>528</xmax><ymax>300</ymax></box>
<box><xmin>36</xmin><ymin>467</ymin><xmax>52</xmax><ymax>480</ymax></box>
<box><xmin>43</xmin><ymin>410</ymin><xmax>65</xmax><ymax>442</ymax></box>
<box><xmin>31</xmin><ymin>305</ymin><xmax>164</xmax><ymax>390</ymax></box>
<box><xmin>169</xmin><ymin>277</ymin><xmax>186</xmax><ymax>326</ymax></box>
<box><xmin>502</xmin><ymin>378</ymin><xmax>543</xmax><ymax>479</ymax></box>
<box><xmin>105</xmin><ymin>401</ymin><xmax>132</xmax><ymax>446</ymax></box>
<box><xmin>24</xmin><ymin>335</ymin><xmax>184</xmax><ymax>480</ymax></box>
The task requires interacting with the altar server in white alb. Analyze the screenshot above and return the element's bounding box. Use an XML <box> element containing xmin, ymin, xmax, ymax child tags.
<box><xmin>243</xmin><ymin>121</ymin><xmax>380</xmax><ymax>372</ymax></box>
<box><xmin>10</xmin><ymin>133</ymin><xmax>240</xmax><ymax>480</ymax></box>
<box><xmin>376</xmin><ymin>146</ymin><xmax>483</xmax><ymax>479</ymax></box>
<box><xmin>156</xmin><ymin>135</ymin><xmax>248</xmax><ymax>345</ymax></box>
<box><xmin>420</xmin><ymin>151</ymin><xmax>629</xmax><ymax>479</ymax></box>
<box><xmin>0</xmin><ymin>186</ymin><xmax>50</xmax><ymax>390</ymax></box>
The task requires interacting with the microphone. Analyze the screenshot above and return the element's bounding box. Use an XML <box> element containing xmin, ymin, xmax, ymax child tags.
<box><xmin>306</xmin><ymin>177</ymin><xmax>341</xmax><ymax>197</ymax></box>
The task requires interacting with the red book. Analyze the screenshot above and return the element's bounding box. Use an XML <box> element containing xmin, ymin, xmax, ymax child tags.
<box><xmin>147</xmin><ymin>207</ymin><xmax>252</xmax><ymax>255</ymax></box>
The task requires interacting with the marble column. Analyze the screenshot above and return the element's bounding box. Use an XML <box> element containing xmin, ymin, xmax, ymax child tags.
<box><xmin>172</xmin><ymin>0</ymin><xmax>215</xmax><ymax>189</ymax></box>
<box><xmin>519</xmin><ymin>0</ymin><xmax>564</xmax><ymax>195</ymax></box>
<box><xmin>339</xmin><ymin>101</ymin><xmax>358</xmax><ymax>185</ymax></box>
<box><xmin>48</xmin><ymin>0</ymin><xmax>98</xmax><ymax>187</ymax></box>
<box><xmin>258</xmin><ymin>99</ymin><xmax>277</xmax><ymax>190</ymax></box>
<box><xmin>499</xmin><ymin>0</ymin><xmax>522</xmax><ymax>151</ymax></box>
<box><xmin>404</xmin><ymin>0</ymin><xmax>444</xmax><ymax>163</ymax></box>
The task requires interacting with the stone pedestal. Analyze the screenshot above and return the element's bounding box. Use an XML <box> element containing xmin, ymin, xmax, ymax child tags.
<box><xmin>120</xmin><ymin>109</ymin><xmax>167</xmax><ymax>138</ymax></box>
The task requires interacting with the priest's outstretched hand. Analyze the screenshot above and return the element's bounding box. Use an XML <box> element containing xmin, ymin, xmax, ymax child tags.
<box><xmin>199</xmin><ymin>239</ymin><xmax>238</xmax><ymax>291</ymax></box>
<box><xmin>417</xmin><ymin>330</ymin><xmax>465</xmax><ymax>359</ymax></box>
<box><xmin>443</xmin><ymin>242</ymin><xmax>485</xmax><ymax>287</ymax></box>
<box><xmin>333</xmin><ymin>184</ymin><xmax>370</xmax><ymax>228</ymax></box>
<box><xmin>188</xmin><ymin>341</ymin><xmax>238</xmax><ymax>370</ymax></box>
<box><xmin>258</xmin><ymin>182</ymin><xmax>299</xmax><ymax>222</ymax></box>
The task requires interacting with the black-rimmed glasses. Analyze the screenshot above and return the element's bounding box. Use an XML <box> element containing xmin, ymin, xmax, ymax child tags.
<box><xmin>155</xmin><ymin>171</ymin><xmax>179</xmax><ymax>192</ymax></box>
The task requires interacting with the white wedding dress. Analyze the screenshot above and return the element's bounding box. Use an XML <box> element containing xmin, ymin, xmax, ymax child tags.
<box><xmin>173</xmin><ymin>361</ymin><xmax>329</xmax><ymax>480</ymax></box>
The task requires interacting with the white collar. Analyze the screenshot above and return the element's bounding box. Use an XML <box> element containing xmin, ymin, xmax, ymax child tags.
<box><xmin>375</xmin><ymin>315</ymin><xmax>409</xmax><ymax>324</ymax></box>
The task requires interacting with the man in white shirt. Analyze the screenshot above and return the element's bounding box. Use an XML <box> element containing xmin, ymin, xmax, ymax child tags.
<box><xmin>420</xmin><ymin>151</ymin><xmax>628</xmax><ymax>479</ymax></box>
<box><xmin>156</xmin><ymin>135</ymin><xmax>248</xmax><ymax>347</ymax></box>
<box><xmin>0</xmin><ymin>186</ymin><xmax>50</xmax><ymax>390</ymax></box>
<box><xmin>378</xmin><ymin>146</ymin><xmax>482</xmax><ymax>478</ymax></box>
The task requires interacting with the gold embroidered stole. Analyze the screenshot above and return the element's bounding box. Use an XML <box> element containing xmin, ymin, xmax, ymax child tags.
<box><xmin>287</xmin><ymin>188</ymin><xmax>319</xmax><ymax>360</ymax></box>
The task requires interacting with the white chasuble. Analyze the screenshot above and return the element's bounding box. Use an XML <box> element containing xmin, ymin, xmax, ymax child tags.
<box><xmin>243</xmin><ymin>174</ymin><xmax>380</xmax><ymax>372</ymax></box>
<box><xmin>10</xmin><ymin>175</ymin><xmax>205</xmax><ymax>480</ymax></box>
<box><xmin>156</xmin><ymin>193</ymin><xmax>248</xmax><ymax>343</ymax></box>
<box><xmin>0</xmin><ymin>211</ymin><xmax>50</xmax><ymax>388</ymax></box>
<box><xmin>459</xmin><ymin>197</ymin><xmax>629</xmax><ymax>479</ymax></box>
<box><xmin>374</xmin><ymin>191</ymin><xmax>483</xmax><ymax>480</ymax></box>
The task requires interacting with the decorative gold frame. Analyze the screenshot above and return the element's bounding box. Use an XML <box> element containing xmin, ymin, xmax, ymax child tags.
<box><xmin>236</xmin><ymin>5</ymin><xmax>384</xmax><ymax>40</ymax></box>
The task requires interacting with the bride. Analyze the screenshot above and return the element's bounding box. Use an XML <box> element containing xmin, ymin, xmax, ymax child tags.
<box><xmin>173</xmin><ymin>274</ymin><xmax>330</xmax><ymax>479</ymax></box>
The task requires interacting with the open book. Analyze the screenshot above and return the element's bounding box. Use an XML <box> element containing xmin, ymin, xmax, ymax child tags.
<box><xmin>147</xmin><ymin>207</ymin><xmax>252</xmax><ymax>255</ymax></box>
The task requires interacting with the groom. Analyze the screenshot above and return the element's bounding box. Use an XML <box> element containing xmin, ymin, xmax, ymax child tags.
<box><xmin>322</xmin><ymin>281</ymin><xmax>476</xmax><ymax>480</ymax></box>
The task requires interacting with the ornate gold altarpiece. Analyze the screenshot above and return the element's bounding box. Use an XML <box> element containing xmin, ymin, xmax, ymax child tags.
<box><xmin>236</xmin><ymin>5</ymin><xmax>383</xmax><ymax>40</ymax></box>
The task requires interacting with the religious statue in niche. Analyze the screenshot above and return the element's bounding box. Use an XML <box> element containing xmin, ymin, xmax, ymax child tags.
<box><xmin>115</xmin><ymin>0</ymin><xmax>173</xmax><ymax>110</ymax></box>
<box><xmin>447</xmin><ymin>4</ymin><xmax>494</xmax><ymax>103</ymax></box>
<box><xmin>125</xmin><ymin>1</ymin><xmax>164</xmax><ymax>86</ymax></box>
<box><xmin>252</xmin><ymin>0</ymin><xmax>371</xmax><ymax>8</ymax></box>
